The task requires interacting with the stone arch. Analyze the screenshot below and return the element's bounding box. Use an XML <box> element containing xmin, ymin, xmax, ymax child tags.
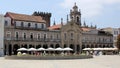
<box><xmin>70</xmin><ymin>44</ymin><xmax>75</xmax><ymax>53</ymax></box>
<box><xmin>82</xmin><ymin>45</ymin><xmax>85</xmax><ymax>49</ymax></box>
<box><xmin>63</xmin><ymin>44</ymin><xmax>67</xmax><ymax>48</ymax></box>
<box><xmin>55</xmin><ymin>44</ymin><xmax>60</xmax><ymax>48</ymax></box>
<box><xmin>4</xmin><ymin>44</ymin><xmax>7</xmax><ymax>55</ymax></box>
<box><xmin>21</xmin><ymin>44</ymin><xmax>27</xmax><ymax>48</ymax></box>
<box><xmin>103</xmin><ymin>45</ymin><xmax>105</xmax><ymax>48</ymax></box>
<box><xmin>13</xmin><ymin>44</ymin><xmax>20</xmax><ymax>55</ymax></box>
<box><xmin>50</xmin><ymin>44</ymin><xmax>54</xmax><ymax>48</ymax></box>
<box><xmin>8</xmin><ymin>44</ymin><xmax>12</xmax><ymax>55</ymax></box>
<box><xmin>36</xmin><ymin>44</ymin><xmax>41</xmax><ymax>49</ymax></box>
<box><xmin>29</xmin><ymin>44</ymin><xmax>34</xmax><ymax>48</ymax></box>
<box><xmin>86</xmin><ymin>45</ymin><xmax>89</xmax><ymax>48</ymax></box>
<box><xmin>91</xmin><ymin>44</ymin><xmax>94</xmax><ymax>48</ymax></box>
<box><xmin>43</xmin><ymin>44</ymin><xmax>48</xmax><ymax>49</ymax></box>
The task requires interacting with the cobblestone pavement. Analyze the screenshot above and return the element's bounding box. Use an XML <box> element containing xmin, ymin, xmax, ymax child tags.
<box><xmin>0</xmin><ymin>55</ymin><xmax>120</xmax><ymax>68</ymax></box>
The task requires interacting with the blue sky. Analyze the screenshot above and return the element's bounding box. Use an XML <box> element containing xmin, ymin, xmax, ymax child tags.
<box><xmin>0</xmin><ymin>0</ymin><xmax>120</xmax><ymax>28</ymax></box>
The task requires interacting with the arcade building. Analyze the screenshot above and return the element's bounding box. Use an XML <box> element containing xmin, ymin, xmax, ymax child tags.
<box><xmin>4</xmin><ymin>3</ymin><xmax>113</xmax><ymax>55</ymax></box>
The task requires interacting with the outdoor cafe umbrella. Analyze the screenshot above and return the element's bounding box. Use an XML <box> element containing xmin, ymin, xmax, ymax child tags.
<box><xmin>63</xmin><ymin>47</ymin><xmax>73</xmax><ymax>51</ymax></box>
<box><xmin>46</xmin><ymin>47</ymin><xmax>55</xmax><ymax>51</ymax></box>
<box><xmin>17</xmin><ymin>48</ymin><xmax>28</xmax><ymax>51</ymax></box>
<box><xmin>55</xmin><ymin>47</ymin><xmax>64</xmax><ymax>51</ymax></box>
<box><xmin>83</xmin><ymin>48</ymin><xmax>93</xmax><ymax>51</ymax></box>
<box><xmin>28</xmin><ymin>48</ymin><xmax>37</xmax><ymax>51</ymax></box>
<box><xmin>37</xmin><ymin>47</ymin><xmax>46</xmax><ymax>51</ymax></box>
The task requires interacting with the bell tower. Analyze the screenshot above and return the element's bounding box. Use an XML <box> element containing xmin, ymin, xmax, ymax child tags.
<box><xmin>70</xmin><ymin>3</ymin><xmax>81</xmax><ymax>26</ymax></box>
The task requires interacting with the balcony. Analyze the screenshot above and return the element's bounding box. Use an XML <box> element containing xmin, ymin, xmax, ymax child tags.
<box><xmin>4</xmin><ymin>37</ymin><xmax>61</xmax><ymax>42</ymax></box>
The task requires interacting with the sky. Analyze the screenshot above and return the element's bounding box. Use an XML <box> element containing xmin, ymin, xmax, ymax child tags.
<box><xmin>0</xmin><ymin>0</ymin><xmax>120</xmax><ymax>28</ymax></box>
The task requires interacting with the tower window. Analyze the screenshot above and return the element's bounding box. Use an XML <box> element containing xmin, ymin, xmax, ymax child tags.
<box><xmin>77</xmin><ymin>17</ymin><xmax>79</xmax><ymax>22</ymax></box>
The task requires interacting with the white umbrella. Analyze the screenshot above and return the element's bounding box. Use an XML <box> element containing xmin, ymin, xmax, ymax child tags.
<box><xmin>93</xmin><ymin>48</ymin><xmax>103</xmax><ymax>51</ymax></box>
<box><xmin>83</xmin><ymin>48</ymin><xmax>92</xmax><ymax>51</ymax></box>
<box><xmin>63</xmin><ymin>47</ymin><xmax>73</xmax><ymax>51</ymax></box>
<box><xmin>46</xmin><ymin>47</ymin><xmax>55</xmax><ymax>51</ymax></box>
<box><xmin>17</xmin><ymin>48</ymin><xmax>28</xmax><ymax>51</ymax></box>
<box><xmin>37</xmin><ymin>47</ymin><xmax>46</xmax><ymax>51</ymax></box>
<box><xmin>55</xmin><ymin>47</ymin><xmax>64</xmax><ymax>51</ymax></box>
<box><xmin>28</xmin><ymin>48</ymin><xmax>37</xmax><ymax>51</ymax></box>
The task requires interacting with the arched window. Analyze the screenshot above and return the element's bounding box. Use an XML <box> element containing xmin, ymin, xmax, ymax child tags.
<box><xmin>77</xmin><ymin>17</ymin><xmax>79</xmax><ymax>22</ymax></box>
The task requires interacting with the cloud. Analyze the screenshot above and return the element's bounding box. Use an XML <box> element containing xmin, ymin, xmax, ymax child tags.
<box><xmin>60</xmin><ymin>0</ymin><xmax>120</xmax><ymax>18</ymax></box>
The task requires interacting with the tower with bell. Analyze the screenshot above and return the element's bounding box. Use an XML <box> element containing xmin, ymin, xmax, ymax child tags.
<box><xmin>70</xmin><ymin>3</ymin><xmax>81</xmax><ymax>26</ymax></box>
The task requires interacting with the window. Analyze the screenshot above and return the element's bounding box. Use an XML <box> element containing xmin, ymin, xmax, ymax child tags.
<box><xmin>64</xmin><ymin>33</ymin><xmax>67</xmax><ymax>40</ymax></box>
<box><xmin>6</xmin><ymin>31</ymin><xmax>11</xmax><ymax>39</ymax></box>
<box><xmin>5</xmin><ymin>21</ymin><xmax>8</xmax><ymax>26</ymax></box>
<box><xmin>57</xmin><ymin>34</ymin><xmax>59</xmax><ymax>39</ymax></box>
<box><xmin>21</xmin><ymin>22</ymin><xmax>24</xmax><ymax>27</ymax></box>
<box><xmin>14</xmin><ymin>21</ymin><xmax>16</xmax><ymax>27</ymax></box>
<box><xmin>71</xmin><ymin>33</ymin><xmax>73</xmax><ymax>40</ymax></box>
<box><xmin>15</xmin><ymin>32</ymin><xmax>19</xmax><ymax>39</ymax></box>
<box><xmin>28</xmin><ymin>23</ymin><xmax>31</xmax><ymax>27</ymax></box>
<box><xmin>30</xmin><ymin>33</ymin><xmax>33</xmax><ymax>40</ymax></box>
<box><xmin>41</xmin><ymin>24</ymin><xmax>44</xmax><ymax>29</ymax></box>
<box><xmin>35</xmin><ymin>23</ymin><xmax>37</xmax><ymax>28</ymax></box>
<box><xmin>37</xmin><ymin>34</ymin><xmax>40</xmax><ymax>40</ymax></box>
<box><xmin>23</xmin><ymin>33</ymin><xmax>26</xmax><ymax>39</ymax></box>
<box><xmin>50</xmin><ymin>35</ymin><xmax>53</xmax><ymax>39</ymax></box>
<box><xmin>77</xmin><ymin>17</ymin><xmax>79</xmax><ymax>22</ymax></box>
<box><xmin>44</xmin><ymin>34</ymin><xmax>47</xmax><ymax>40</ymax></box>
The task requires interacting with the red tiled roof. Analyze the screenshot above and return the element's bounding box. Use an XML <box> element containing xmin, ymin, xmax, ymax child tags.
<box><xmin>48</xmin><ymin>24</ymin><xmax>62</xmax><ymax>30</ymax></box>
<box><xmin>81</xmin><ymin>28</ymin><xmax>90</xmax><ymax>31</ymax></box>
<box><xmin>5</xmin><ymin>12</ymin><xmax>45</xmax><ymax>23</ymax></box>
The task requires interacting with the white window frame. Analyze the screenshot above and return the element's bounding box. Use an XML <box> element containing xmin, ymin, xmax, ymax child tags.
<box><xmin>6</xmin><ymin>31</ymin><xmax>11</xmax><ymax>40</ymax></box>
<box><xmin>37</xmin><ymin>33</ymin><xmax>41</xmax><ymax>40</ymax></box>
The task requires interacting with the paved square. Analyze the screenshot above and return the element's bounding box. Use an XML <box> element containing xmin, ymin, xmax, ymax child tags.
<box><xmin>0</xmin><ymin>55</ymin><xmax>120</xmax><ymax>68</ymax></box>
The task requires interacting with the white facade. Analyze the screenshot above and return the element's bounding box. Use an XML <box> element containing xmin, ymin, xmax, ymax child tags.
<box><xmin>0</xmin><ymin>15</ymin><xmax>4</xmax><ymax>56</ymax></box>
